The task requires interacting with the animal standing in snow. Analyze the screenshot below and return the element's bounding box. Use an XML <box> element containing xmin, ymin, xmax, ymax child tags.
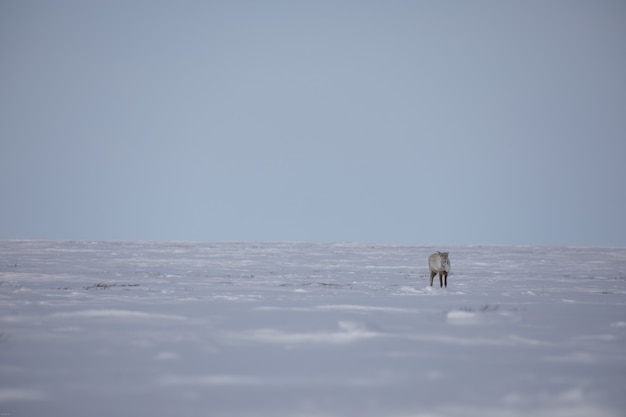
<box><xmin>428</xmin><ymin>252</ymin><xmax>450</xmax><ymax>288</ymax></box>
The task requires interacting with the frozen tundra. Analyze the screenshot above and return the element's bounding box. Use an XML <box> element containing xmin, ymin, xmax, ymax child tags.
<box><xmin>429</xmin><ymin>252</ymin><xmax>450</xmax><ymax>287</ymax></box>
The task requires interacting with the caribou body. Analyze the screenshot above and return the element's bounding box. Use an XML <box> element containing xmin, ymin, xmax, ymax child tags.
<box><xmin>428</xmin><ymin>252</ymin><xmax>450</xmax><ymax>288</ymax></box>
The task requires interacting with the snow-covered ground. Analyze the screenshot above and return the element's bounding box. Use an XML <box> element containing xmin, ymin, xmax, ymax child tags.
<box><xmin>1</xmin><ymin>241</ymin><xmax>625</xmax><ymax>417</ymax></box>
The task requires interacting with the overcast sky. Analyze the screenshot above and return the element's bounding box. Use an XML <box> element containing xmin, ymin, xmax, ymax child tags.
<box><xmin>1</xmin><ymin>1</ymin><xmax>625</xmax><ymax>245</ymax></box>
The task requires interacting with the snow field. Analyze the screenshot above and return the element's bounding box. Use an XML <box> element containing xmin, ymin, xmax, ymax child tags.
<box><xmin>1</xmin><ymin>241</ymin><xmax>625</xmax><ymax>417</ymax></box>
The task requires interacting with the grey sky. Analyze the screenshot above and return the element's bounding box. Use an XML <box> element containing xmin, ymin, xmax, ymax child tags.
<box><xmin>1</xmin><ymin>1</ymin><xmax>625</xmax><ymax>245</ymax></box>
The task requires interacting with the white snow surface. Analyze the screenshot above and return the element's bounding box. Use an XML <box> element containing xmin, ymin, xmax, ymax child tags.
<box><xmin>1</xmin><ymin>241</ymin><xmax>626</xmax><ymax>417</ymax></box>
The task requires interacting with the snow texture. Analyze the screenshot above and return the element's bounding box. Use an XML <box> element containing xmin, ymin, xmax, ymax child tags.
<box><xmin>1</xmin><ymin>241</ymin><xmax>625</xmax><ymax>417</ymax></box>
